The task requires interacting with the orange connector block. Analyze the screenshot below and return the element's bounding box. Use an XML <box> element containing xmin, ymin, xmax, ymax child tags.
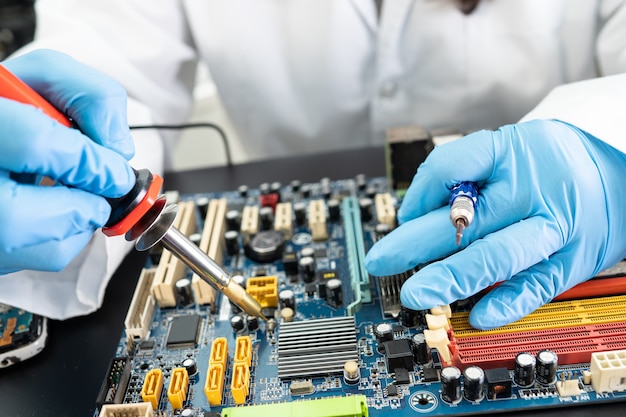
<box><xmin>210</xmin><ymin>337</ymin><xmax>228</xmax><ymax>368</ymax></box>
<box><xmin>231</xmin><ymin>362</ymin><xmax>251</xmax><ymax>405</ymax></box>
<box><xmin>141</xmin><ymin>369</ymin><xmax>163</xmax><ymax>410</ymax></box>
<box><xmin>204</xmin><ymin>337</ymin><xmax>229</xmax><ymax>405</ymax></box>
<box><xmin>204</xmin><ymin>363</ymin><xmax>226</xmax><ymax>406</ymax></box>
<box><xmin>234</xmin><ymin>336</ymin><xmax>252</xmax><ymax>367</ymax></box>
<box><xmin>246</xmin><ymin>276</ymin><xmax>278</xmax><ymax>308</ymax></box>
<box><xmin>167</xmin><ymin>368</ymin><xmax>189</xmax><ymax>409</ymax></box>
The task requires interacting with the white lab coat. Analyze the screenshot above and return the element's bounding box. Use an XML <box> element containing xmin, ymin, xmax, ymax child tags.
<box><xmin>1</xmin><ymin>0</ymin><xmax>625</xmax><ymax>319</ymax></box>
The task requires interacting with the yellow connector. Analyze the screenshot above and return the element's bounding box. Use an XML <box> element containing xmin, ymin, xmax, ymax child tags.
<box><xmin>204</xmin><ymin>362</ymin><xmax>226</xmax><ymax>406</ymax></box>
<box><xmin>235</xmin><ymin>336</ymin><xmax>252</xmax><ymax>367</ymax></box>
<box><xmin>141</xmin><ymin>369</ymin><xmax>164</xmax><ymax>410</ymax></box>
<box><xmin>246</xmin><ymin>276</ymin><xmax>278</xmax><ymax>308</ymax></box>
<box><xmin>231</xmin><ymin>362</ymin><xmax>250</xmax><ymax>405</ymax></box>
<box><xmin>167</xmin><ymin>367</ymin><xmax>189</xmax><ymax>409</ymax></box>
<box><xmin>210</xmin><ymin>337</ymin><xmax>229</xmax><ymax>368</ymax></box>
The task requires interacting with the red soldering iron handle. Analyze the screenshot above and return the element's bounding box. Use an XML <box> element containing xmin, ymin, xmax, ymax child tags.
<box><xmin>0</xmin><ymin>63</ymin><xmax>72</xmax><ymax>127</ymax></box>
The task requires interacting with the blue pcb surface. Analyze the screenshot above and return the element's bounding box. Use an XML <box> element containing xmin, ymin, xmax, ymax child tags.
<box><xmin>96</xmin><ymin>176</ymin><xmax>626</xmax><ymax>416</ymax></box>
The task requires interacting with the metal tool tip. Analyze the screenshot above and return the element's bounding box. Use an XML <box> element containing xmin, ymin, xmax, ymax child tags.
<box><xmin>455</xmin><ymin>219</ymin><xmax>466</xmax><ymax>246</ymax></box>
<box><xmin>258</xmin><ymin>313</ymin><xmax>270</xmax><ymax>322</ymax></box>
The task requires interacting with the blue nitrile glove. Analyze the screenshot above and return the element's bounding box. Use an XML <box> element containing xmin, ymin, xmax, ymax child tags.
<box><xmin>365</xmin><ymin>119</ymin><xmax>626</xmax><ymax>330</ymax></box>
<box><xmin>0</xmin><ymin>50</ymin><xmax>135</xmax><ymax>273</ymax></box>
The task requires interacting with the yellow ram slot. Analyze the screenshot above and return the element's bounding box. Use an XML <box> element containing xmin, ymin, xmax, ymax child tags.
<box><xmin>204</xmin><ymin>362</ymin><xmax>225</xmax><ymax>405</ymax></box>
<box><xmin>192</xmin><ymin>198</ymin><xmax>227</xmax><ymax>305</ymax></box>
<box><xmin>151</xmin><ymin>201</ymin><xmax>196</xmax><ymax>307</ymax></box>
<box><xmin>452</xmin><ymin>294</ymin><xmax>626</xmax><ymax>338</ymax></box>
<box><xmin>210</xmin><ymin>337</ymin><xmax>229</xmax><ymax>368</ymax></box>
<box><xmin>141</xmin><ymin>369</ymin><xmax>163</xmax><ymax>410</ymax></box>
<box><xmin>231</xmin><ymin>362</ymin><xmax>250</xmax><ymax>405</ymax></box>
<box><xmin>167</xmin><ymin>367</ymin><xmax>189</xmax><ymax>409</ymax></box>
<box><xmin>235</xmin><ymin>336</ymin><xmax>252</xmax><ymax>367</ymax></box>
<box><xmin>246</xmin><ymin>276</ymin><xmax>278</xmax><ymax>308</ymax></box>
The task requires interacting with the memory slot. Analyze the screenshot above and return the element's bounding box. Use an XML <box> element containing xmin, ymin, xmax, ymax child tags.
<box><xmin>450</xmin><ymin>321</ymin><xmax>626</xmax><ymax>369</ymax></box>
<box><xmin>451</xmin><ymin>295</ymin><xmax>626</xmax><ymax>337</ymax></box>
<box><xmin>449</xmin><ymin>295</ymin><xmax>626</xmax><ymax>370</ymax></box>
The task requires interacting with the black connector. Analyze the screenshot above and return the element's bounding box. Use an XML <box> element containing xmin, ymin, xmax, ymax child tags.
<box><xmin>96</xmin><ymin>357</ymin><xmax>132</xmax><ymax>409</ymax></box>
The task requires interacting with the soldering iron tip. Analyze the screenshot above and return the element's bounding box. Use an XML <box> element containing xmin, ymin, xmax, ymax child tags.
<box><xmin>455</xmin><ymin>220</ymin><xmax>466</xmax><ymax>246</ymax></box>
<box><xmin>258</xmin><ymin>313</ymin><xmax>270</xmax><ymax>322</ymax></box>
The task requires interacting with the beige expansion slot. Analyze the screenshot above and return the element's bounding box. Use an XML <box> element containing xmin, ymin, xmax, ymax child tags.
<box><xmin>151</xmin><ymin>200</ymin><xmax>197</xmax><ymax>307</ymax></box>
<box><xmin>240</xmin><ymin>205</ymin><xmax>259</xmax><ymax>238</ymax></box>
<box><xmin>124</xmin><ymin>268</ymin><xmax>157</xmax><ymax>340</ymax></box>
<box><xmin>375</xmin><ymin>193</ymin><xmax>396</xmax><ymax>229</ymax></box>
<box><xmin>274</xmin><ymin>202</ymin><xmax>293</xmax><ymax>239</ymax></box>
<box><xmin>192</xmin><ymin>198</ymin><xmax>228</xmax><ymax>305</ymax></box>
<box><xmin>308</xmin><ymin>199</ymin><xmax>328</xmax><ymax>241</ymax></box>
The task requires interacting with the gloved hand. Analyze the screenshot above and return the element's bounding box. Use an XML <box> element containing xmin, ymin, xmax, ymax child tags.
<box><xmin>0</xmin><ymin>49</ymin><xmax>135</xmax><ymax>274</ymax></box>
<box><xmin>365</xmin><ymin>119</ymin><xmax>626</xmax><ymax>329</ymax></box>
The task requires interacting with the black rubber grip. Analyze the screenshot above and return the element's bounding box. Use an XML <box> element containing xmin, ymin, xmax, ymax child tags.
<box><xmin>104</xmin><ymin>168</ymin><xmax>152</xmax><ymax>227</ymax></box>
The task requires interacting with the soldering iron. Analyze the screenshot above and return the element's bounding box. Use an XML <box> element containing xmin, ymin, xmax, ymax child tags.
<box><xmin>0</xmin><ymin>64</ymin><xmax>268</xmax><ymax>322</ymax></box>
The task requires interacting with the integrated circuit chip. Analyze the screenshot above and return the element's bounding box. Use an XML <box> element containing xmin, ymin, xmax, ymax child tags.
<box><xmin>166</xmin><ymin>315</ymin><xmax>201</xmax><ymax>348</ymax></box>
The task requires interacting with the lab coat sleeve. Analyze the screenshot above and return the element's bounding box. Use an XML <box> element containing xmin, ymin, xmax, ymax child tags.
<box><xmin>0</xmin><ymin>0</ymin><xmax>192</xmax><ymax>319</ymax></box>
<box><xmin>0</xmin><ymin>99</ymin><xmax>163</xmax><ymax>320</ymax></box>
<box><xmin>520</xmin><ymin>73</ymin><xmax>626</xmax><ymax>154</ymax></box>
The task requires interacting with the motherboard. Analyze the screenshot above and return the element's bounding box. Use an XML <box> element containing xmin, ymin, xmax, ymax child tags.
<box><xmin>94</xmin><ymin>174</ymin><xmax>626</xmax><ymax>417</ymax></box>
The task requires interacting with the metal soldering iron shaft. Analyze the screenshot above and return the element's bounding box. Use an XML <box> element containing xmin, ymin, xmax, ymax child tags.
<box><xmin>160</xmin><ymin>227</ymin><xmax>269</xmax><ymax>321</ymax></box>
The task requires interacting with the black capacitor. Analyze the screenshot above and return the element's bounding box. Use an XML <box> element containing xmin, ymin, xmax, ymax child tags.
<box><xmin>411</xmin><ymin>333</ymin><xmax>432</xmax><ymax>365</ymax></box>
<box><xmin>359</xmin><ymin>198</ymin><xmax>373</xmax><ymax>222</ymax></box>
<box><xmin>365</xmin><ymin>186</ymin><xmax>377</xmax><ymax>199</ymax></box>
<box><xmin>294</xmin><ymin>201</ymin><xmax>307</xmax><ymax>225</ymax></box>
<box><xmin>282</xmin><ymin>252</ymin><xmax>299</xmax><ymax>276</ymax></box>
<box><xmin>326</xmin><ymin>278</ymin><xmax>343</xmax><ymax>308</ymax></box>
<box><xmin>230</xmin><ymin>314</ymin><xmax>246</xmax><ymax>333</ymax></box>
<box><xmin>328</xmin><ymin>199</ymin><xmax>341</xmax><ymax>222</ymax></box>
<box><xmin>514</xmin><ymin>352</ymin><xmax>536</xmax><ymax>387</ymax></box>
<box><xmin>260</xmin><ymin>206</ymin><xmax>274</xmax><ymax>230</ymax></box>
<box><xmin>299</xmin><ymin>256</ymin><xmax>316</xmax><ymax>283</ymax></box>
<box><xmin>440</xmin><ymin>366</ymin><xmax>462</xmax><ymax>404</ymax></box>
<box><xmin>356</xmin><ymin>174</ymin><xmax>367</xmax><ymax>191</ymax></box>
<box><xmin>399</xmin><ymin>306</ymin><xmax>420</xmax><ymax>328</ymax></box>
<box><xmin>301</xmin><ymin>184</ymin><xmax>311</xmax><ymax>198</ymax></box>
<box><xmin>290</xmin><ymin>179</ymin><xmax>301</xmax><ymax>192</ymax></box>
<box><xmin>260</xmin><ymin>182</ymin><xmax>270</xmax><ymax>195</ymax></box>
<box><xmin>195</xmin><ymin>197</ymin><xmax>210</xmax><ymax>218</ymax></box>
<box><xmin>375</xmin><ymin>323</ymin><xmax>394</xmax><ymax>345</ymax></box>
<box><xmin>175</xmin><ymin>278</ymin><xmax>194</xmax><ymax>306</ymax></box>
<box><xmin>224</xmin><ymin>230</ymin><xmax>240</xmax><ymax>256</ymax></box>
<box><xmin>321</xmin><ymin>183</ymin><xmax>332</xmax><ymax>199</ymax></box>
<box><xmin>244</xmin><ymin>230</ymin><xmax>286</xmax><ymax>263</ymax></box>
<box><xmin>300</xmin><ymin>246</ymin><xmax>315</xmax><ymax>259</ymax></box>
<box><xmin>180</xmin><ymin>408</ymin><xmax>195</xmax><ymax>417</ymax></box>
<box><xmin>246</xmin><ymin>315</ymin><xmax>259</xmax><ymax>332</ymax></box>
<box><xmin>463</xmin><ymin>366</ymin><xmax>485</xmax><ymax>402</ymax></box>
<box><xmin>189</xmin><ymin>233</ymin><xmax>202</xmax><ymax>246</ymax></box>
<box><xmin>270</xmin><ymin>181</ymin><xmax>282</xmax><ymax>194</ymax></box>
<box><xmin>232</xmin><ymin>274</ymin><xmax>246</xmax><ymax>288</ymax></box>
<box><xmin>535</xmin><ymin>350</ymin><xmax>558</xmax><ymax>385</ymax></box>
<box><xmin>279</xmin><ymin>289</ymin><xmax>296</xmax><ymax>311</ymax></box>
<box><xmin>238</xmin><ymin>184</ymin><xmax>248</xmax><ymax>197</ymax></box>
<box><xmin>181</xmin><ymin>358</ymin><xmax>198</xmax><ymax>377</ymax></box>
<box><xmin>375</xmin><ymin>223</ymin><xmax>391</xmax><ymax>239</ymax></box>
<box><xmin>225</xmin><ymin>209</ymin><xmax>241</xmax><ymax>231</ymax></box>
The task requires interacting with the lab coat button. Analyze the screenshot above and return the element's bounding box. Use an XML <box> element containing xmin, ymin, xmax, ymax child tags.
<box><xmin>379</xmin><ymin>81</ymin><xmax>397</xmax><ymax>98</ymax></box>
